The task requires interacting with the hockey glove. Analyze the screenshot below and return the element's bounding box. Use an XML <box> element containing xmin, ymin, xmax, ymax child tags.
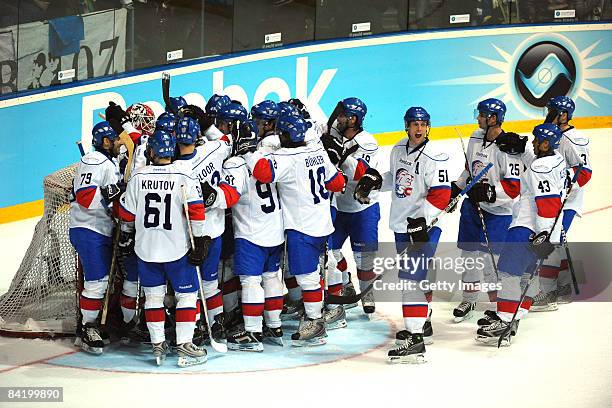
<box><xmin>407</xmin><ymin>217</ymin><xmax>429</xmax><ymax>251</ymax></box>
<box><xmin>496</xmin><ymin>132</ymin><xmax>527</xmax><ymax>155</ymax></box>
<box><xmin>105</xmin><ymin>102</ymin><xmax>129</xmax><ymax>134</ymax></box>
<box><xmin>321</xmin><ymin>133</ymin><xmax>343</xmax><ymax>165</ymax></box>
<box><xmin>235</xmin><ymin>122</ymin><xmax>258</xmax><ymax>155</ymax></box>
<box><xmin>354</xmin><ymin>168</ymin><xmax>383</xmax><ymax>204</ymax></box>
<box><xmin>447</xmin><ymin>181</ymin><xmax>462</xmax><ymax>213</ymax></box>
<box><xmin>188</xmin><ymin>236</ymin><xmax>212</xmax><ymax>266</ymax></box>
<box><xmin>467</xmin><ymin>182</ymin><xmax>496</xmax><ymax>203</ymax></box>
<box><xmin>201</xmin><ymin>181</ymin><xmax>218</xmax><ymax>208</ymax></box>
<box><xmin>529</xmin><ymin>231</ymin><xmax>555</xmax><ymax>259</ymax></box>
<box><xmin>101</xmin><ymin>182</ymin><xmax>126</xmax><ymax>204</ymax></box>
<box><xmin>117</xmin><ymin>230</ymin><xmax>135</xmax><ymax>258</ymax></box>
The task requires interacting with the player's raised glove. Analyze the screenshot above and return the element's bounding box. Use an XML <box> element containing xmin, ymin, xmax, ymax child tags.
<box><xmin>188</xmin><ymin>235</ymin><xmax>212</xmax><ymax>266</ymax></box>
<box><xmin>354</xmin><ymin>168</ymin><xmax>382</xmax><ymax>204</ymax></box>
<box><xmin>467</xmin><ymin>182</ymin><xmax>496</xmax><ymax>203</ymax></box>
<box><xmin>447</xmin><ymin>181</ymin><xmax>462</xmax><ymax>213</ymax></box>
<box><xmin>101</xmin><ymin>182</ymin><xmax>126</xmax><ymax>204</ymax></box>
<box><xmin>496</xmin><ymin>132</ymin><xmax>527</xmax><ymax>154</ymax></box>
<box><xmin>105</xmin><ymin>102</ymin><xmax>129</xmax><ymax>134</ymax></box>
<box><xmin>235</xmin><ymin>122</ymin><xmax>258</xmax><ymax>156</ymax></box>
<box><xmin>407</xmin><ymin>217</ymin><xmax>429</xmax><ymax>251</ymax></box>
<box><xmin>118</xmin><ymin>230</ymin><xmax>135</xmax><ymax>258</ymax></box>
<box><xmin>529</xmin><ymin>231</ymin><xmax>555</xmax><ymax>259</ymax></box>
<box><xmin>321</xmin><ymin>133</ymin><xmax>343</xmax><ymax>165</ymax></box>
<box><xmin>201</xmin><ymin>181</ymin><xmax>218</xmax><ymax>208</ymax></box>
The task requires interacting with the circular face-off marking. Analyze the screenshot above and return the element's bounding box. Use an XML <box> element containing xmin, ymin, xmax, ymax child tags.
<box><xmin>46</xmin><ymin>309</ymin><xmax>393</xmax><ymax>374</ymax></box>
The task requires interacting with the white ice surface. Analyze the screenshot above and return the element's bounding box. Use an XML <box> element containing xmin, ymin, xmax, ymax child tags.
<box><xmin>1</xmin><ymin>129</ymin><xmax>611</xmax><ymax>408</ymax></box>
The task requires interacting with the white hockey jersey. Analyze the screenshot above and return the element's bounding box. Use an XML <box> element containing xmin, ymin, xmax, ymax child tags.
<box><xmin>510</xmin><ymin>152</ymin><xmax>567</xmax><ymax>242</ymax></box>
<box><xmin>222</xmin><ymin>155</ymin><xmax>284</xmax><ymax>247</ymax></box>
<box><xmin>119</xmin><ymin>162</ymin><xmax>205</xmax><ymax>263</ymax></box>
<box><xmin>175</xmin><ymin>135</ymin><xmax>233</xmax><ymax>239</ymax></box>
<box><xmin>70</xmin><ymin>151</ymin><xmax>121</xmax><ymax>237</ymax></box>
<box><xmin>246</xmin><ymin>144</ymin><xmax>346</xmax><ymax>237</ymax></box>
<box><xmin>455</xmin><ymin>129</ymin><xmax>523</xmax><ymax>216</ymax></box>
<box><xmin>558</xmin><ymin>127</ymin><xmax>592</xmax><ymax>215</ymax></box>
<box><xmin>336</xmin><ymin>130</ymin><xmax>380</xmax><ymax>213</ymax></box>
<box><xmin>380</xmin><ymin>138</ymin><xmax>451</xmax><ymax>234</ymax></box>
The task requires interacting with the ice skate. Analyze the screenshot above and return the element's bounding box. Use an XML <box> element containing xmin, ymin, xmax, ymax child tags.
<box><xmin>262</xmin><ymin>325</ymin><xmax>284</xmax><ymax>346</ymax></box>
<box><xmin>227</xmin><ymin>330</ymin><xmax>264</xmax><ymax>352</ymax></box>
<box><xmin>342</xmin><ymin>281</ymin><xmax>358</xmax><ymax>310</ymax></box>
<box><xmin>477</xmin><ymin>309</ymin><xmax>500</xmax><ymax>326</ymax></box>
<box><xmin>361</xmin><ymin>289</ymin><xmax>375</xmax><ymax>318</ymax></box>
<box><xmin>280</xmin><ymin>298</ymin><xmax>305</xmax><ymax>321</ymax></box>
<box><xmin>531</xmin><ymin>290</ymin><xmax>559</xmax><ymax>312</ymax></box>
<box><xmin>557</xmin><ymin>284</ymin><xmax>573</xmax><ymax>304</ymax></box>
<box><xmin>453</xmin><ymin>301</ymin><xmax>476</xmax><ymax>322</ymax></box>
<box><xmin>475</xmin><ymin>317</ymin><xmax>518</xmax><ymax>346</ymax></box>
<box><xmin>324</xmin><ymin>305</ymin><xmax>347</xmax><ymax>330</ymax></box>
<box><xmin>176</xmin><ymin>342</ymin><xmax>207</xmax><ymax>367</ymax></box>
<box><xmin>388</xmin><ymin>332</ymin><xmax>426</xmax><ymax>364</ymax></box>
<box><xmin>291</xmin><ymin>317</ymin><xmax>327</xmax><ymax>347</ymax></box>
<box><xmin>77</xmin><ymin>322</ymin><xmax>105</xmax><ymax>355</ymax></box>
<box><xmin>152</xmin><ymin>341</ymin><xmax>169</xmax><ymax>366</ymax></box>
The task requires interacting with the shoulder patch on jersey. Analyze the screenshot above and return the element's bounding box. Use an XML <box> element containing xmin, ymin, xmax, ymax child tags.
<box><xmin>223</xmin><ymin>156</ymin><xmax>246</xmax><ymax>169</ymax></box>
<box><xmin>422</xmin><ymin>144</ymin><xmax>449</xmax><ymax>162</ymax></box>
<box><xmin>81</xmin><ymin>151</ymin><xmax>110</xmax><ymax>166</ymax></box>
<box><xmin>352</xmin><ymin>131</ymin><xmax>378</xmax><ymax>152</ymax></box>
<box><xmin>470</xmin><ymin>128</ymin><xmax>485</xmax><ymax>140</ymax></box>
<box><xmin>393</xmin><ymin>137</ymin><xmax>409</xmax><ymax>149</ymax></box>
<box><xmin>530</xmin><ymin>155</ymin><xmax>564</xmax><ymax>174</ymax></box>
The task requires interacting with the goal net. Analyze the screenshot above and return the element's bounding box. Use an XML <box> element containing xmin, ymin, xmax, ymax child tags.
<box><xmin>0</xmin><ymin>164</ymin><xmax>80</xmax><ymax>337</ymax></box>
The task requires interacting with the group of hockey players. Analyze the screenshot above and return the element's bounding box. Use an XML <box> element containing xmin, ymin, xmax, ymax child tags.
<box><xmin>69</xmin><ymin>88</ymin><xmax>591</xmax><ymax>366</ymax></box>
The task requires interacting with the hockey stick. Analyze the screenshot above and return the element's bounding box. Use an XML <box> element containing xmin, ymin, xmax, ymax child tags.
<box><xmin>560</xmin><ymin>228</ymin><xmax>580</xmax><ymax>295</ymax></box>
<box><xmin>181</xmin><ymin>185</ymin><xmax>228</xmax><ymax>353</ymax></box>
<box><xmin>100</xmin><ymin>131</ymin><xmax>135</xmax><ymax>325</ymax></box>
<box><xmin>162</xmin><ymin>72</ymin><xmax>176</xmax><ymax>114</ymax></box>
<box><xmin>76</xmin><ymin>141</ymin><xmax>85</xmax><ymax>157</ymax></box>
<box><xmin>455</xmin><ymin>128</ymin><xmax>500</xmax><ymax>280</ymax></box>
<box><xmin>327</xmin><ymin>162</ymin><xmax>493</xmax><ymax>305</ymax></box>
<box><xmin>497</xmin><ymin>164</ymin><xmax>583</xmax><ymax>347</ymax></box>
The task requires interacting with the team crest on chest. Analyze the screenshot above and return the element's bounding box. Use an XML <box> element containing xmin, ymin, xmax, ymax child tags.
<box><xmin>395</xmin><ymin>168</ymin><xmax>414</xmax><ymax>198</ymax></box>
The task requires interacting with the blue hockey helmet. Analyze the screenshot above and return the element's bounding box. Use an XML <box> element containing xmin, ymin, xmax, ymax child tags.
<box><xmin>277</xmin><ymin>101</ymin><xmax>302</xmax><ymax>118</ymax></box>
<box><xmin>218</xmin><ymin>102</ymin><xmax>248</xmax><ymax>123</ymax></box>
<box><xmin>404</xmin><ymin>107</ymin><xmax>431</xmax><ymax>127</ymax></box>
<box><xmin>277</xmin><ymin>115</ymin><xmax>310</xmax><ymax>143</ymax></box>
<box><xmin>251</xmin><ymin>100</ymin><xmax>279</xmax><ymax>121</ymax></box>
<box><xmin>341</xmin><ymin>97</ymin><xmax>367</xmax><ymax>125</ymax></box>
<box><xmin>166</xmin><ymin>96</ymin><xmax>187</xmax><ymax>113</ymax></box>
<box><xmin>175</xmin><ymin>117</ymin><xmax>201</xmax><ymax>145</ymax></box>
<box><xmin>476</xmin><ymin>98</ymin><xmax>506</xmax><ymax>123</ymax></box>
<box><xmin>533</xmin><ymin>123</ymin><xmax>562</xmax><ymax>150</ymax></box>
<box><xmin>92</xmin><ymin>121</ymin><xmax>118</xmax><ymax>147</ymax></box>
<box><xmin>148</xmin><ymin>130</ymin><xmax>176</xmax><ymax>158</ymax></box>
<box><xmin>547</xmin><ymin>96</ymin><xmax>575</xmax><ymax>120</ymax></box>
<box><xmin>155</xmin><ymin>112</ymin><xmax>177</xmax><ymax>133</ymax></box>
<box><xmin>205</xmin><ymin>94</ymin><xmax>232</xmax><ymax>115</ymax></box>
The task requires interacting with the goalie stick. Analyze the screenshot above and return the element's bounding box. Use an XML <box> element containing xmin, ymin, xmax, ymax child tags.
<box><xmin>497</xmin><ymin>164</ymin><xmax>583</xmax><ymax>347</ymax></box>
<box><xmin>181</xmin><ymin>185</ymin><xmax>228</xmax><ymax>353</ymax></box>
<box><xmin>100</xmin><ymin>130</ymin><xmax>135</xmax><ymax>325</ymax></box>
<box><xmin>327</xmin><ymin>162</ymin><xmax>493</xmax><ymax>305</ymax></box>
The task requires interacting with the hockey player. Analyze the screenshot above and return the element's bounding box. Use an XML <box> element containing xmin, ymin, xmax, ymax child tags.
<box><xmin>219</xmin><ymin>120</ymin><xmax>286</xmax><ymax>351</ymax></box>
<box><xmin>244</xmin><ymin>115</ymin><xmax>346</xmax><ymax>346</ymax></box>
<box><xmin>476</xmin><ymin>124</ymin><xmax>567</xmax><ymax>346</ymax></box>
<box><xmin>354</xmin><ymin>107</ymin><xmax>451</xmax><ymax>362</ymax></box>
<box><xmin>322</xmin><ymin>97</ymin><xmax>380</xmax><ymax>323</ymax></box>
<box><xmin>70</xmin><ymin>121</ymin><xmax>123</xmax><ymax>354</ymax></box>
<box><xmin>118</xmin><ymin>130</ymin><xmax>209</xmax><ymax>366</ymax></box>
<box><xmin>532</xmin><ymin>96</ymin><xmax>592</xmax><ymax>311</ymax></box>
<box><xmin>250</xmin><ymin>100</ymin><xmax>279</xmax><ymax>139</ymax></box>
<box><xmin>451</xmin><ymin>98</ymin><xmax>523</xmax><ymax>322</ymax></box>
<box><xmin>174</xmin><ymin>110</ymin><xmax>242</xmax><ymax>341</ymax></box>
<box><xmin>201</xmin><ymin>94</ymin><xmax>232</xmax><ymax>141</ymax></box>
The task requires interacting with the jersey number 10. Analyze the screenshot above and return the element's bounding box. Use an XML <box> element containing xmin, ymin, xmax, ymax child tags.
<box><xmin>309</xmin><ymin>166</ymin><xmax>329</xmax><ymax>204</ymax></box>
